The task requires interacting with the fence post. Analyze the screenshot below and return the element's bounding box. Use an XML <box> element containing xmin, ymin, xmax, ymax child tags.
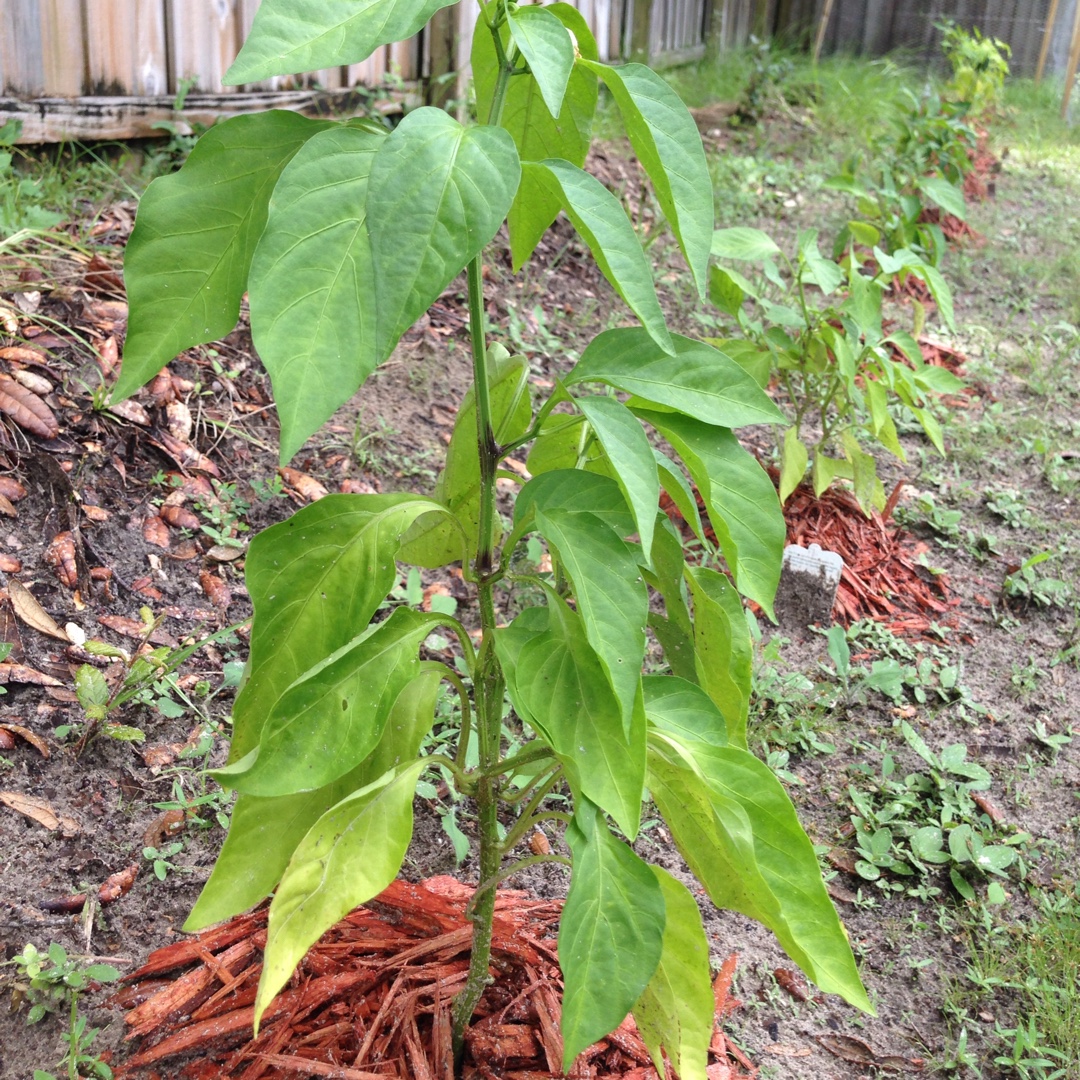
<box><xmin>1064</xmin><ymin>0</ymin><xmax>1080</xmax><ymax>119</ymax></box>
<box><xmin>629</xmin><ymin>0</ymin><xmax>655</xmax><ymax>61</ymax></box>
<box><xmin>1036</xmin><ymin>0</ymin><xmax>1062</xmax><ymax>83</ymax></box>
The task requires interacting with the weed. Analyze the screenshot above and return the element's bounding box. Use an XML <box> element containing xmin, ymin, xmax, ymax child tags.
<box><xmin>142</xmin><ymin>841</ymin><xmax>186</xmax><ymax>881</ymax></box>
<box><xmin>1002</xmin><ymin>553</ymin><xmax>1073</xmax><ymax>610</ymax></box>
<box><xmin>845</xmin><ymin>720</ymin><xmax>1030</xmax><ymax>902</ymax></box>
<box><xmin>938</xmin><ymin>20</ymin><xmax>1011</xmax><ymax>118</ymax></box>
<box><xmin>5</xmin><ymin>943</ymin><xmax>120</xmax><ymax>1080</ymax></box>
<box><xmin>985</xmin><ymin>488</ymin><xmax>1034</xmax><ymax>529</ymax></box>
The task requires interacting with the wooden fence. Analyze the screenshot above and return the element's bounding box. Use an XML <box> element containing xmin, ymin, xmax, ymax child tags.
<box><xmin>2</xmin><ymin>0</ymin><xmax>1068</xmax><ymax>142</ymax></box>
<box><xmin>767</xmin><ymin>0</ymin><xmax>1059</xmax><ymax>77</ymax></box>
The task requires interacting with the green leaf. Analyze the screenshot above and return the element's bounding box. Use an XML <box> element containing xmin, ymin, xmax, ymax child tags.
<box><xmin>254</xmin><ymin>758</ymin><xmax>426</xmax><ymax>1028</ymax></box>
<box><xmin>248</xmin><ymin>125</ymin><xmax>385</xmax><ymax>463</ymax></box>
<box><xmin>216</xmin><ymin>607</ymin><xmax>444</xmax><ymax>797</ymax></box>
<box><xmin>524</xmin><ymin>161</ymin><xmax>672</xmax><ymax>354</ymax></box>
<box><xmin>576</xmin><ymin>396</ymin><xmax>659</xmax><ymax>559</ymax></box>
<box><xmin>686</xmin><ymin>567</ymin><xmax>752</xmax><ymax>748</ymax></box>
<box><xmin>655</xmin><ymin>451</ymin><xmax>705</xmax><ymax>544</ymax></box>
<box><xmin>581</xmin><ymin>61</ymin><xmax>712</xmax><ymax>298</ymax></box>
<box><xmin>474</xmin><ymin>5</ymin><xmax>598</xmax><ymax>268</ymax></box>
<box><xmin>570</xmin><ymin>328</ymin><xmax>783</xmax><ymax>428</ymax></box>
<box><xmin>115</xmin><ymin>112</ymin><xmax>331</xmax><ymax>402</ymax></box>
<box><xmin>532</xmin><ymin>505</ymin><xmax>648</xmax><ymax>732</ymax></box>
<box><xmin>401</xmin><ymin>355</ymin><xmax>530</xmax><ymax>567</ymax></box>
<box><xmin>917</xmin><ymin>175</ymin><xmax>966</xmax><ymax>221</ymax></box>
<box><xmin>798</xmin><ymin>228</ymin><xmax>845</xmax><ymax>295</ymax></box>
<box><xmin>75</xmin><ymin>665</ymin><xmax>109</xmax><ymax>712</ymax></box>
<box><xmin>908</xmin><ymin>262</ymin><xmax>955</xmax><ymax>332</ymax></box>
<box><xmin>648</xmin><ymin>734</ymin><xmax>868</xmax><ymax>1010</ymax></box>
<box><xmin>708</xmin><ymin>264</ymin><xmax>745</xmax><ymax>317</ymax></box>
<box><xmin>226</xmin><ymin>0</ymin><xmax>457</xmax><ymax>83</ymax></box>
<box><xmin>559</xmin><ymin>799</ymin><xmax>665</xmax><ymax>1068</ymax></box>
<box><xmin>653</xmin><ymin>734</ymin><xmax>873</xmax><ymax>1012</ymax></box>
<box><xmin>779</xmin><ymin>426</ymin><xmax>808</xmax><ymax>503</ymax></box>
<box><xmin>646</xmin><ymin>525</ymin><xmax>697</xmax><ymax>681</ymax></box>
<box><xmin>642</xmin><ymin>674</ymin><xmax>727</xmax><ymax>746</ymax></box>
<box><xmin>507</xmin><ymin>7</ymin><xmax>575</xmax><ymax>117</ymax></box>
<box><xmin>367</xmin><ymin>108</ymin><xmax>520</xmax><ymax>354</ymax></box>
<box><xmin>515</xmin><ymin>469</ymin><xmax>635</xmax><ymax>537</ymax></box>
<box><xmin>634</xmin><ymin>409</ymin><xmax>784</xmax><ymax>616</ymax></box>
<box><xmin>811</xmin><ymin>453</ymin><xmax>852</xmax><ymax>497</ymax></box>
<box><xmin>497</xmin><ymin>591</ymin><xmax>646</xmax><ymax>838</ymax></box>
<box><xmin>187</xmin><ymin>666</ymin><xmax>441</xmax><ymax>929</ymax></box>
<box><xmin>633</xmin><ymin>868</ymin><xmax>714</xmax><ymax>1080</ymax></box>
<box><xmin>711</xmin><ymin>227</ymin><xmax>780</xmax><ymax>261</ymax></box>
<box><xmin>230</xmin><ymin>494</ymin><xmax>446</xmax><ymax>760</ymax></box>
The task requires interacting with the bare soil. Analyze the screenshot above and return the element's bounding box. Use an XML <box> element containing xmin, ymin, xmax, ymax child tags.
<box><xmin>1</xmin><ymin>110</ymin><xmax>1078</xmax><ymax>1080</ymax></box>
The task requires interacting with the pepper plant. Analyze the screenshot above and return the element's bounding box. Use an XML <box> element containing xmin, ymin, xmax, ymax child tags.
<box><xmin>709</xmin><ymin>226</ymin><xmax>962</xmax><ymax>511</ymax></box>
<box><xmin>114</xmin><ymin>0</ymin><xmax>871</xmax><ymax>1070</ymax></box>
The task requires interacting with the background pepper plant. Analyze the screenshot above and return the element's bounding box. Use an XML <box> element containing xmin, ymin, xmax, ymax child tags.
<box><xmin>114</xmin><ymin>0</ymin><xmax>872</xmax><ymax>1070</ymax></box>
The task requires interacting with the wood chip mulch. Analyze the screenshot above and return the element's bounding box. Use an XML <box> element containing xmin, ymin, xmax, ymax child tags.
<box><xmin>778</xmin><ymin>478</ymin><xmax>963</xmax><ymax>637</ymax></box>
<box><xmin>662</xmin><ymin>472</ymin><xmax>963</xmax><ymax>640</ymax></box>
<box><xmin>111</xmin><ymin>875</ymin><xmax>755</xmax><ymax>1080</ymax></box>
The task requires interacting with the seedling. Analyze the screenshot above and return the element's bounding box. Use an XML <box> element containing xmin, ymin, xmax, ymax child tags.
<box><xmin>142</xmin><ymin>841</ymin><xmax>185</xmax><ymax>881</ymax></box>
<box><xmin>113</xmin><ymin>0</ymin><xmax>871</xmax><ymax>1069</ymax></box>
<box><xmin>709</xmin><ymin>226</ymin><xmax>961</xmax><ymax>511</ymax></box>
<box><xmin>6</xmin><ymin>943</ymin><xmax>120</xmax><ymax>1080</ymax></box>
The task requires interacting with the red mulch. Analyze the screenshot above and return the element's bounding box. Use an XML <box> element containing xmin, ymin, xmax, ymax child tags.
<box><xmin>662</xmin><ymin>473</ymin><xmax>962</xmax><ymax>639</ymax></box>
<box><xmin>779</xmin><ymin>478</ymin><xmax>962</xmax><ymax>637</ymax></box>
<box><xmin>111</xmin><ymin>876</ymin><xmax>755</xmax><ymax>1080</ymax></box>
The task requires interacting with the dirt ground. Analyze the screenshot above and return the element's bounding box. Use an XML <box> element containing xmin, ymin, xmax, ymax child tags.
<box><xmin>1</xmin><ymin>95</ymin><xmax>1079</xmax><ymax>1080</ymax></box>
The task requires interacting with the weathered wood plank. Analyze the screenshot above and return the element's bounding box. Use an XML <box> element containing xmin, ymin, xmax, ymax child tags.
<box><xmin>1</xmin><ymin>86</ymin><xmax>416</xmax><ymax>145</ymax></box>
<box><xmin>167</xmin><ymin>0</ymin><xmax>239</xmax><ymax>93</ymax></box>
<box><xmin>1</xmin><ymin>0</ymin><xmax>46</xmax><ymax>97</ymax></box>
<box><xmin>86</xmin><ymin>0</ymin><xmax>168</xmax><ymax>96</ymax></box>
<box><xmin>41</xmin><ymin>0</ymin><xmax>85</xmax><ymax>97</ymax></box>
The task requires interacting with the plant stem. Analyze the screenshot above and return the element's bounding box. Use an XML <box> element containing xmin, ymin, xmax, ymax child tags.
<box><xmin>450</xmin><ymin>24</ymin><xmax>517</xmax><ymax>1063</ymax></box>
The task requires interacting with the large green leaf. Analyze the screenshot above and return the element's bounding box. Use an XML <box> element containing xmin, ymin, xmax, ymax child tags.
<box><xmin>581</xmin><ymin>61</ymin><xmax>713</xmax><ymax>299</ymax></box>
<box><xmin>576</xmin><ymin>396</ymin><xmax>659</xmax><ymax>560</ymax></box>
<box><xmin>648</xmin><ymin>735</ymin><xmax>787</xmax><ymax>931</ymax></box>
<box><xmin>474</xmin><ymin>6</ymin><xmax>599</xmax><ymax>268</ymax></box>
<box><xmin>685</xmin><ymin>567</ymin><xmax>751</xmax><ymax>748</ymax></box>
<box><xmin>254</xmin><ymin>758</ymin><xmax>427</xmax><ymax>1027</ymax></box>
<box><xmin>523</xmin><ymin>160</ymin><xmax>672</xmax><ymax>354</ymax></box>
<box><xmin>507</xmin><ymin>7</ymin><xmax>575</xmax><ymax>118</ymax></box>
<box><xmin>532</xmin><ymin>505</ymin><xmax>647</xmax><ymax>732</ymax></box>
<box><xmin>642</xmin><ymin>674</ymin><xmax>727</xmax><ymax>747</ymax></box>
<box><xmin>649</xmin><ymin>721</ymin><xmax>871</xmax><ymax>1010</ymax></box>
<box><xmin>367</xmin><ymin>108</ymin><xmax>520</xmax><ymax>355</ymax></box>
<box><xmin>515</xmin><ymin>469</ymin><xmax>635</xmax><ymax>536</ymax></box>
<box><xmin>248</xmin><ymin>124</ymin><xmax>385</xmax><ymax>463</ymax></box>
<box><xmin>225</xmin><ymin>0</ymin><xmax>457</xmax><ymax>83</ymax></box>
<box><xmin>400</xmin><ymin>354</ymin><xmax>530</xmax><ymax>567</ymax></box>
<box><xmin>216</xmin><ymin>607</ymin><xmax>444</xmax><ymax>797</ymax></box>
<box><xmin>569</xmin><ymin>328</ymin><xmax>784</xmax><ymax>429</ymax></box>
<box><xmin>497</xmin><ymin>591</ymin><xmax>646</xmax><ymax>838</ymax></box>
<box><xmin>632</xmin><ymin>867</ymin><xmax>714</xmax><ymax>1080</ymax></box>
<box><xmin>633</xmin><ymin>409</ymin><xmax>784</xmax><ymax>615</ymax></box>
<box><xmin>231</xmin><ymin>494</ymin><xmax>445</xmax><ymax>759</ymax></box>
<box><xmin>186</xmin><ymin>665</ymin><xmax>442</xmax><ymax>929</ymax></box>
<box><xmin>559</xmin><ymin>799</ymin><xmax>665</xmax><ymax>1068</ymax></box>
<box><xmin>115</xmin><ymin>111</ymin><xmax>331</xmax><ymax>402</ymax></box>
<box><xmin>711</xmin><ymin>227</ymin><xmax>781</xmax><ymax>261</ymax></box>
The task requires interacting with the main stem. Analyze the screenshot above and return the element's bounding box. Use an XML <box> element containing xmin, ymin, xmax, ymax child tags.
<box><xmin>450</xmin><ymin>25</ymin><xmax>515</xmax><ymax>1063</ymax></box>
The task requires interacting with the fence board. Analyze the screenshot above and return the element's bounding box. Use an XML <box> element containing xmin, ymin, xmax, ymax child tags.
<box><xmin>41</xmin><ymin>0</ymin><xmax>85</xmax><ymax>96</ymax></box>
<box><xmin>167</xmin><ymin>0</ymin><xmax>239</xmax><ymax>93</ymax></box>
<box><xmin>86</xmin><ymin>1</ymin><xmax>168</xmax><ymax>96</ymax></box>
<box><xmin>2</xmin><ymin>0</ymin><xmax>46</xmax><ymax>97</ymax></box>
